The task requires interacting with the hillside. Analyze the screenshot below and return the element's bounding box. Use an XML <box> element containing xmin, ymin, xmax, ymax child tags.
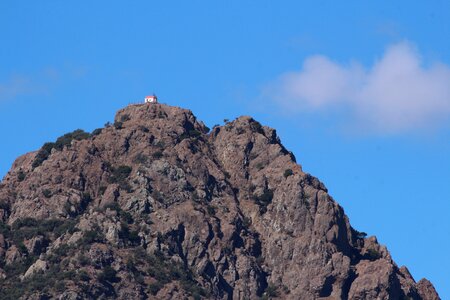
<box><xmin>0</xmin><ymin>103</ymin><xmax>440</xmax><ymax>299</ymax></box>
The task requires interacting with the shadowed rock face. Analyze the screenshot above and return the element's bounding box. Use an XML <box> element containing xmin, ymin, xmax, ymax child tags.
<box><xmin>0</xmin><ymin>103</ymin><xmax>440</xmax><ymax>299</ymax></box>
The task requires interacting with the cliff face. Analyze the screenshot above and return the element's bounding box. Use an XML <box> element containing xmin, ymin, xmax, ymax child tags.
<box><xmin>0</xmin><ymin>103</ymin><xmax>440</xmax><ymax>299</ymax></box>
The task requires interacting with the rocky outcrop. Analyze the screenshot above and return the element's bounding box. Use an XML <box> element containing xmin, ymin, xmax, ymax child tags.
<box><xmin>0</xmin><ymin>103</ymin><xmax>440</xmax><ymax>299</ymax></box>
<box><xmin>23</xmin><ymin>259</ymin><xmax>48</xmax><ymax>279</ymax></box>
<box><xmin>417</xmin><ymin>279</ymin><xmax>440</xmax><ymax>300</ymax></box>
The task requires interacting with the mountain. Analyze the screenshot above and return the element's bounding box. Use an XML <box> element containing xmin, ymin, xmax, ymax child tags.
<box><xmin>0</xmin><ymin>103</ymin><xmax>440</xmax><ymax>299</ymax></box>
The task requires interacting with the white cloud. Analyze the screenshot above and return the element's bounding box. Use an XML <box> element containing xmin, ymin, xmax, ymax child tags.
<box><xmin>0</xmin><ymin>68</ymin><xmax>63</xmax><ymax>102</ymax></box>
<box><xmin>266</xmin><ymin>42</ymin><xmax>450</xmax><ymax>134</ymax></box>
<box><xmin>0</xmin><ymin>75</ymin><xmax>32</xmax><ymax>101</ymax></box>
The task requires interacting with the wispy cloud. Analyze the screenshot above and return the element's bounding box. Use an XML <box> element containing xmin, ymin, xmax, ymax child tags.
<box><xmin>0</xmin><ymin>69</ymin><xmax>59</xmax><ymax>102</ymax></box>
<box><xmin>265</xmin><ymin>42</ymin><xmax>450</xmax><ymax>134</ymax></box>
<box><xmin>0</xmin><ymin>75</ymin><xmax>34</xmax><ymax>101</ymax></box>
<box><xmin>0</xmin><ymin>65</ymin><xmax>89</xmax><ymax>103</ymax></box>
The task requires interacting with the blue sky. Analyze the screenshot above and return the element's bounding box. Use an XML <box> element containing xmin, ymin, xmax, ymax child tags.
<box><xmin>1</xmin><ymin>1</ymin><xmax>449</xmax><ymax>297</ymax></box>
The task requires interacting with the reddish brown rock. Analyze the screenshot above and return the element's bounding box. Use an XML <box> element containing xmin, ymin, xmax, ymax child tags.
<box><xmin>417</xmin><ymin>279</ymin><xmax>440</xmax><ymax>300</ymax></box>
<box><xmin>5</xmin><ymin>245</ymin><xmax>21</xmax><ymax>265</ymax></box>
<box><xmin>0</xmin><ymin>103</ymin><xmax>440</xmax><ymax>299</ymax></box>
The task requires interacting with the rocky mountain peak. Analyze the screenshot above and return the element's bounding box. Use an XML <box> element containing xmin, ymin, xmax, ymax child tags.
<box><xmin>0</xmin><ymin>103</ymin><xmax>440</xmax><ymax>299</ymax></box>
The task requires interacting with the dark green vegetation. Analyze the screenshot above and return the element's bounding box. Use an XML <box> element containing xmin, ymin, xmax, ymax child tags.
<box><xmin>130</xmin><ymin>248</ymin><xmax>208</xmax><ymax>299</ymax></box>
<box><xmin>7</xmin><ymin>217</ymin><xmax>78</xmax><ymax>245</ymax></box>
<box><xmin>114</xmin><ymin>121</ymin><xmax>123</xmax><ymax>129</ymax></box>
<box><xmin>262</xmin><ymin>284</ymin><xmax>279</xmax><ymax>300</ymax></box>
<box><xmin>0</xmin><ymin>258</ymin><xmax>79</xmax><ymax>300</ymax></box>
<box><xmin>0</xmin><ymin>218</ymin><xmax>79</xmax><ymax>299</ymax></box>
<box><xmin>179</xmin><ymin>129</ymin><xmax>203</xmax><ymax>141</ymax></box>
<box><xmin>283</xmin><ymin>169</ymin><xmax>294</xmax><ymax>178</ymax></box>
<box><xmin>365</xmin><ymin>248</ymin><xmax>382</xmax><ymax>261</ymax></box>
<box><xmin>98</xmin><ymin>266</ymin><xmax>119</xmax><ymax>283</ymax></box>
<box><xmin>253</xmin><ymin>188</ymin><xmax>274</xmax><ymax>214</ymax></box>
<box><xmin>32</xmin><ymin>129</ymin><xmax>92</xmax><ymax>169</ymax></box>
<box><xmin>17</xmin><ymin>171</ymin><xmax>26</xmax><ymax>182</ymax></box>
<box><xmin>107</xmin><ymin>165</ymin><xmax>133</xmax><ymax>192</ymax></box>
<box><xmin>0</xmin><ymin>213</ymin><xmax>206</xmax><ymax>299</ymax></box>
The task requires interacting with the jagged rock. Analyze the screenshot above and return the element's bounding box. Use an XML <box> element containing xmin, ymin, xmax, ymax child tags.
<box><xmin>24</xmin><ymin>235</ymin><xmax>46</xmax><ymax>255</ymax></box>
<box><xmin>88</xmin><ymin>243</ymin><xmax>114</xmax><ymax>267</ymax></box>
<box><xmin>348</xmin><ymin>259</ymin><xmax>401</xmax><ymax>299</ymax></box>
<box><xmin>0</xmin><ymin>103</ymin><xmax>440</xmax><ymax>299</ymax></box>
<box><xmin>5</xmin><ymin>245</ymin><xmax>21</xmax><ymax>265</ymax></box>
<box><xmin>417</xmin><ymin>279</ymin><xmax>440</xmax><ymax>300</ymax></box>
<box><xmin>104</xmin><ymin>219</ymin><xmax>121</xmax><ymax>246</ymax></box>
<box><xmin>23</xmin><ymin>259</ymin><xmax>48</xmax><ymax>279</ymax></box>
<box><xmin>23</xmin><ymin>292</ymin><xmax>51</xmax><ymax>300</ymax></box>
<box><xmin>57</xmin><ymin>291</ymin><xmax>82</xmax><ymax>300</ymax></box>
<box><xmin>67</xmin><ymin>231</ymin><xmax>84</xmax><ymax>245</ymax></box>
<box><xmin>398</xmin><ymin>266</ymin><xmax>419</xmax><ymax>298</ymax></box>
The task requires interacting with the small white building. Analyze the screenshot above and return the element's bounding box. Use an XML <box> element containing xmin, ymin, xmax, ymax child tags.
<box><xmin>144</xmin><ymin>95</ymin><xmax>158</xmax><ymax>103</ymax></box>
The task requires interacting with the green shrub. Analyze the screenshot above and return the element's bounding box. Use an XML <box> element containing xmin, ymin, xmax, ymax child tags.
<box><xmin>98</xmin><ymin>185</ymin><xmax>107</xmax><ymax>195</ymax></box>
<box><xmin>32</xmin><ymin>129</ymin><xmax>90</xmax><ymax>169</ymax></box>
<box><xmin>366</xmin><ymin>248</ymin><xmax>381</xmax><ymax>260</ymax></box>
<box><xmin>77</xmin><ymin>254</ymin><xmax>90</xmax><ymax>266</ymax></box>
<box><xmin>46</xmin><ymin>219</ymin><xmax>77</xmax><ymax>237</ymax></box>
<box><xmin>54</xmin><ymin>129</ymin><xmax>90</xmax><ymax>151</ymax></box>
<box><xmin>152</xmin><ymin>151</ymin><xmax>163</xmax><ymax>159</ymax></box>
<box><xmin>104</xmin><ymin>202</ymin><xmax>134</xmax><ymax>224</ymax></box>
<box><xmin>283</xmin><ymin>169</ymin><xmax>293</xmax><ymax>178</ymax></box>
<box><xmin>109</xmin><ymin>165</ymin><xmax>132</xmax><ymax>183</ymax></box>
<box><xmin>17</xmin><ymin>171</ymin><xmax>26</xmax><ymax>182</ymax></box>
<box><xmin>50</xmin><ymin>244</ymin><xmax>73</xmax><ymax>263</ymax></box>
<box><xmin>133</xmin><ymin>153</ymin><xmax>149</xmax><ymax>164</ymax></box>
<box><xmin>12</xmin><ymin>217</ymin><xmax>39</xmax><ymax>230</ymax></box>
<box><xmin>120</xmin><ymin>114</ymin><xmax>131</xmax><ymax>122</ymax></box>
<box><xmin>81</xmin><ymin>192</ymin><xmax>92</xmax><ymax>207</ymax></box>
<box><xmin>79</xmin><ymin>228</ymin><xmax>104</xmax><ymax>245</ymax></box>
<box><xmin>189</xmin><ymin>130</ymin><xmax>202</xmax><ymax>138</ymax></box>
<box><xmin>253</xmin><ymin>188</ymin><xmax>274</xmax><ymax>214</ymax></box>
<box><xmin>355</xmin><ymin>230</ymin><xmax>367</xmax><ymax>239</ymax></box>
<box><xmin>98</xmin><ymin>266</ymin><xmax>119</xmax><ymax>283</ymax></box>
<box><xmin>0</xmin><ymin>222</ymin><xmax>10</xmax><ymax>236</ymax></box>
<box><xmin>114</xmin><ymin>121</ymin><xmax>123</xmax><ymax>129</ymax></box>
<box><xmin>257</xmin><ymin>189</ymin><xmax>273</xmax><ymax>205</ymax></box>
<box><xmin>0</xmin><ymin>200</ymin><xmax>10</xmax><ymax>211</ymax></box>
<box><xmin>179</xmin><ymin>129</ymin><xmax>202</xmax><ymax>141</ymax></box>
<box><xmin>158</xmin><ymin>111</ymin><xmax>167</xmax><ymax>119</ymax></box>
<box><xmin>148</xmin><ymin>281</ymin><xmax>163</xmax><ymax>295</ymax></box>
<box><xmin>17</xmin><ymin>242</ymin><xmax>29</xmax><ymax>255</ymax></box>
<box><xmin>10</xmin><ymin>218</ymin><xmax>76</xmax><ymax>246</ymax></box>
<box><xmin>262</xmin><ymin>284</ymin><xmax>279</xmax><ymax>299</ymax></box>
<box><xmin>206</xmin><ymin>205</ymin><xmax>216</xmax><ymax>216</ymax></box>
<box><xmin>42</xmin><ymin>189</ymin><xmax>52</xmax><ymax>198</ymax></box>
<box><xmin>146</xmin><ymin>252</ymin><xmax>207</xmax><ymax>297</ymax></box>
<box><xmin>155</xmin><ymin>141</ymin><xmax>165</xmax><ymax>148</ymax></box>
<box><xmin>91</xmin><ymin>128</ymin><xmax>103</xmax><ymax>136</ymax></box>
<box><xmin>236</xmin><ymin>127</ymin><xmax>245</xmax><ymax>134</ymax></box>
<box><xmin>181</xmin><ymin>279</ymin><xmax>207</xmax><ymax>299</ymax></box>
<box><xmin>32</xmin><ymin>142</ymin><xmax>55</xmax><ymax>169</ymax></box>
<box><xmin>242</xmin><ymin>217</ymin><xmax>252</xmax><ymax>228</ymax></box>
<box><xmin>250</xmin><ymin>120</ymin><xmax>263</xmax><ymax>133</ymax></box>
<box><xmin>108</xmin><ymin>165</ymin><xmax>133</xmax><ymax>192</ymax></box>
<box><xmin>119</xmin><ymin>223</ymin><xmax>140</xmax><ymax>245</ymax></box>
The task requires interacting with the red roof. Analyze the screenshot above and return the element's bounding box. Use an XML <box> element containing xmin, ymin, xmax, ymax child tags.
<box><xmin>145</xmin><ymin>95</ymin><xmax>156</xmax><ymax>98</ymax></box>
